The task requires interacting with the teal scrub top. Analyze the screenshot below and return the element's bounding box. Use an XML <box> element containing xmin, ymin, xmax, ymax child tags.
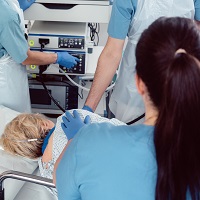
<box><xmin>0</xmin><ymin>0</ymin><xmax>28</xmax><ymax>63</ymax></box>
<box><xmin>56</xmin><ymin>123</ymin><xmax>157</xmax><ymax>200</ymax></box>
<box><xmin>108</xmin><ymin>0</ymin><xmax>200</xmax><ymax>40</ymax></box>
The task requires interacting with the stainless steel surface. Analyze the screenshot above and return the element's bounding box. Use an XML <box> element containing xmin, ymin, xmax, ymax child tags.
<box><xmin>0</xmin><ymin>170</ymin><xmax>55</xmax><ymax>189</ymax></box>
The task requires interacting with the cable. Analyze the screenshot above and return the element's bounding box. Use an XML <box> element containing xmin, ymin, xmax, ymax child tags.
<box><xmin>38</xmin><ymin>68</ymin><xmax>65</xmax><ymax>113</ymax></box>
<box><xmin>126</xmin><ymin>113</ymin><xmax>145</xmax><ymax>125</ymax></box>
<box><xmin>78</xmin><ymin>90</ymin><xmax>84</xmax><ymax>99</ymax></box>
<box><xmin>88</xmin><ymin>23</ymin><xmax>100</xmax><ymax>46</ymax></box>
<box><xmin>33</xmin><ymin>74</ymin><xmax>84</xmax><ymax>103</ymax></box>
<box><xmin>49</xmin><ymin>78</ymin><xmax>83</xmax><ymax>100</ymax></box>
<box><xmin>38</xmin><ymin>39</ymin><xmax>65</xmax><ymax>113</ymax></box>
<box><xmin>57</xmin><ymin>66</ymin><xmax>115</xmax><ymax>92</ymax></box>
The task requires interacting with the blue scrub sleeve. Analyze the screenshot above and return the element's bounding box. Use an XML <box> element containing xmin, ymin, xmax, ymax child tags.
<box><xmin>194</xmin><ymin>0</ymin><xmax>200</xmax><ymax>20</ymax></box>
<box><xmin>0</xmin><ymin>13</ymin><xmax>28</xmax><ymax>63</ymax></box>
<box><xmin>41</xmin><ymin>126</ymin><xmax>55</xmax><ymax>154</ymax></box>
<box><xmin>108</xmin><ymin>0</ymin><xmax>136</xmax><ymax>39</ymax></box>
<box><xmin>56</xmin><ymin>133</ymin><xmax>81</xmax><ymax>200</ymax></box>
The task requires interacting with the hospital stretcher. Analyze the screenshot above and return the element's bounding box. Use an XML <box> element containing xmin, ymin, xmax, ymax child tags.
<box><xmin>0</xmin><ymin>106</ymin><xmax>57</xmax><ymax>200</ymax></box>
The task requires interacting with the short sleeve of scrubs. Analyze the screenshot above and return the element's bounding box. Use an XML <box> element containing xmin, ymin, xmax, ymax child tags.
<box><xmin>0</xmin><ymin>6</ymin><xmax>28</xmax><ymax>63</ymax></box>
<box><xmin>194</xmin><ymin>0</ymin><xmax>200</xmax><ymax>20</ymax></box>
<box><xmin>108</xmin><ymin>0</ymin><xmax>137</xmax><ymax>39</ymax></box>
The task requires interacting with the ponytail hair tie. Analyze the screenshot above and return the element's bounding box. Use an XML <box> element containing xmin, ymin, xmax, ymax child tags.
<box><xmin>175</xmin><ymin>48</ymin><xmax>187</xmax><ymax>56</ymax></box>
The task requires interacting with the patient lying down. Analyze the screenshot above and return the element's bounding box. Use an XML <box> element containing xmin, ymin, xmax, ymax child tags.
<box><xmin>0</xmin><ymin>109</ymin><xmax>125</xmax><ymax>195</ymax></box>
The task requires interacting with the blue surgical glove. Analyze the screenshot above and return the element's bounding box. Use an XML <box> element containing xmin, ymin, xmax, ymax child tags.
<box><xmin>56</xmin><ymin>52</ymin><xmax>80</xmax><ymax>69</ymax></box>
<box><xmin>82</xmin><ymin>105</ymin><xmax>94</xmax><ymax>113</ymax></box>
<box><xmin>18</xmin><ymin>0</ymin><xmax>36</xmax><ymax>11</ymax></box>
<box><xmin>61</xmin><ymin>110</ymin><xmax>91</xmax><ymax>140</ymax></box>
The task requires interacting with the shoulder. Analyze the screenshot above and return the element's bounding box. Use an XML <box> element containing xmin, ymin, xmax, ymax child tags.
<box><xmin>111</xmin><ymin>0</ymin><xmax>136</xmax><ymax>19</ymax></box>
<box><xmin>194</xmin><ymin>0</ymin><xmax>200</xmax><ymax>21</ymax></box>
<box><xmin>74</xmin><ymin>123</ymin><xmax>155</xmax><ymax>157</ymax></box>
<box><xmin>77</xmin><ymin>123</ymin><xmax>153</xmax><ymax>139</ymax></box>
<box><xmin>0</xmin><ymin>2</ymin><xmax>19</xmax><ymax>26</ymax></box>
<box><xmin>113</xmin><ymin>0</ymin><xmax>137</xmax><ymax>9</ymax></box>
<box><xmin>108</xmin><ymin>0</ymin><xmax>137</xmax><ymax>39</ymax></box>
<box><xmin>0</xmin><ymin>1</ymin><xmax>21</xmax><ymax>37</ymax></box>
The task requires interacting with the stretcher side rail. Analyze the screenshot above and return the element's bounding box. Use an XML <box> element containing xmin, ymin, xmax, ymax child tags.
<box><xmin>0</xmin><ymin>170</ymin><xmax>55</xmax><ymax>200</ymax></box>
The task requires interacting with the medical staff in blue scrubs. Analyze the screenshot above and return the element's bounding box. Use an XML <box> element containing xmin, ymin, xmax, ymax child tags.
<box><xmin>0</xmin><ymin>0</ymin><xmax>79</xmax><ymax>113</ymax></box>
<box><xmin>84</xmin><ymin>0</ymin><xmax>200</xmax><ymax>123</ymax></box>
<box><xmin>55</xmin><ymin>17</ymin><xmax>200</xmax><ymax>200</ymax></box>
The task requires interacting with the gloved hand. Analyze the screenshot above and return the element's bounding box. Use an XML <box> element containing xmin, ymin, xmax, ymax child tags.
<box><xmin>61</xmin><ymin>110</ymin><xmax>91</xmax><ymax>140</ymax></box>
<box><xmin>56</xmin><ymin>52</ymin><xmax>80</xmax><ymax>69</ymax></box>
<box><xmin>82</xmin><ymin>105</ymin><xmax>94</xmax><ymax>113</ymax></box>
<box><xmin>18</xmin><ymin>0</ymin><xmax>36</xmax><ymax>11</ymax></box>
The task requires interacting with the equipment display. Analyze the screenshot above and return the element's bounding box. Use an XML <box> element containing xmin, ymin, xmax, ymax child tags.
<box><xmin>29</xmin><ymin>80</ymin><xmax>78</xmax><ymax>110</ymax></box>
<box><xmin>58</xmin><ymin>51</ymin><xmax>85</xmax><ymax>74</ymax></box>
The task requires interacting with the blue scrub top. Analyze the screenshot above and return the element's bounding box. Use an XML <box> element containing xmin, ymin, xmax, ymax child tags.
<box><xmin>56</xmin><ymin>123</ymin><xmax>157</xmax><ymax>200</ymax></box>
<box><xmin>0</xmin><ymin>1</ymin><xmax>28</xmax><ymax>63</ymax></box>
<box><xmin>108</xmin><ymin>0</ymin><xmax>200</xmax><ymax>40</ymax></box>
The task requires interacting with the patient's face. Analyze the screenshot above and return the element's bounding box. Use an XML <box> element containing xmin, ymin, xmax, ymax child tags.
<box><xmin>42</xmin><ymin>119</ymin><xmax>55</xmax><ymax>131</ymax></box>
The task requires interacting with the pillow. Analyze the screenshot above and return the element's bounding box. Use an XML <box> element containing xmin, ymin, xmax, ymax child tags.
<box><xmin>0</xmin><ymin>106</ymin><xmax>38</xmax><ymax>199</ymax></box>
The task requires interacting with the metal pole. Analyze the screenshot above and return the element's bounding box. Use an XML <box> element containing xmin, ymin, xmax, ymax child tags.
<box><xmin>0</xmin><ymin>182</ymin><xmax>4</xmax><ymax>200</ymax></box>
<box><xmin>0</xmin><ymin>170</ymin><xmax>55</xmax><ymax>200</ymax></box>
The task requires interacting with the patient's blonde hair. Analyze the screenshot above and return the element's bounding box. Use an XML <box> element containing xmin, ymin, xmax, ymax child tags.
<box><xmin>0</xmin><ymin>113</ymin><xmax>50</xmax><ymax>159</ymax></box>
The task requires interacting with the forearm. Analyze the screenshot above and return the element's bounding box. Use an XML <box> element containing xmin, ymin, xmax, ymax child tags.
<box><xmin>85</xmin><ymin>37</ymin><xmax>124</xmax><ymax>111</ymax></box>
<box><xmin>22</xmin><ymin>49</ymin><xmax>57</xmax><ymax>65</ymax></box>
<box><xmin>85</xmin><ymin>55</ymin><xmax>118</xmax><ymax>110</ymax></box>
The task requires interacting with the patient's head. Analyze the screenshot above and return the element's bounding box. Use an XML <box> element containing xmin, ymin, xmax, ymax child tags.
<box><xmin>0</xmin><ymin>113</ymin><xmax>54</xmax><ymax>159</ymax></box>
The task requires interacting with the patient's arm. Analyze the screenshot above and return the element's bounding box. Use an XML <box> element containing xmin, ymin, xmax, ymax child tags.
<box><xmin>42</xmin><ymin>133</ymin><xmax>54</xmax><ymax>164</ymax></box>
<box><xmin>53</xmin><ymin>139</ymin><xmax>72</xmax><ymax>185</ymax></box>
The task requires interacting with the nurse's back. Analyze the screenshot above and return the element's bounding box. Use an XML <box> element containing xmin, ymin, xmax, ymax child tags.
<box><xmin>57</xmin><ymin>123</ymin><xmax>157</xmax><ymax>200</ymax></box>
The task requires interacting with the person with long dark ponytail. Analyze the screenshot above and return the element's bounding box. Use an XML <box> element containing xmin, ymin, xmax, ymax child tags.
<box><xmin>54</xmin><ymin>17</ymin><xmax>200</xmax><ymax>200</ymax></box>
<box><xmin>136</xmin><ymin>17</ymin><xmax>200</xmax><ymax>200</ymax></box>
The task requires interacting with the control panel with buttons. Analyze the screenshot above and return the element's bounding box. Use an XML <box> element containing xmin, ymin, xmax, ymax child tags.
<box><xmin>58</xmin><ymin>37</ymin><xmax>85</xmax><ymax>50</ymax></box>
<box><xmin>59</xmin><ymin>52</ymin><xmax>85</xmax><ymax>74</ymax></box>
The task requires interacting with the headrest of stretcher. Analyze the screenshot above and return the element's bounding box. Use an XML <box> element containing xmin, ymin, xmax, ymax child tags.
<box><xmin>0</xmin><ymin>106</ymin><xmax>39</xmax><ymax>200</ymax></box>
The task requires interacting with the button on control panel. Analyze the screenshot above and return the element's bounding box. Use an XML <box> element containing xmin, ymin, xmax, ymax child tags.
<box><xmin>59</xmin><ymin>52</ymin><xmax>85</xmax><ymax>74</ymax></box>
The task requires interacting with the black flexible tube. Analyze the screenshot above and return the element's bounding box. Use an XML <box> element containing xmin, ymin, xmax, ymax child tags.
<box><xmin>126</xmin><ymin>113</ymin><xmax>145</xmax><ymax>125</ymax></box>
